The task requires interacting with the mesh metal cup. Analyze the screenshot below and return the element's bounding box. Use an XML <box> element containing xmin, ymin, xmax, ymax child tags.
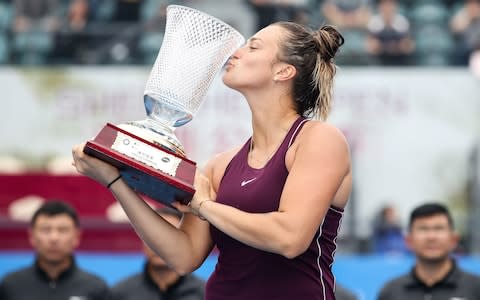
<box><xmin>124</xmin><ymin>5</ymin><xmax>245</xmax><ymax>155</ymax></box>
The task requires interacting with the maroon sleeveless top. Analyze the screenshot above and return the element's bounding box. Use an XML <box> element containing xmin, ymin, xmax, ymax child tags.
<box><xmin>206</xmin><ymin>117</ymin><xmax>344</xmax><ymax>300</ymax></box>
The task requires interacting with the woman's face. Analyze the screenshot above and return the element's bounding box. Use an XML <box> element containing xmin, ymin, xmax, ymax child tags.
<box><xmin>222</xmin><ymin>25</ymin><xmax>284</xmax><ymax>91</ymax></box>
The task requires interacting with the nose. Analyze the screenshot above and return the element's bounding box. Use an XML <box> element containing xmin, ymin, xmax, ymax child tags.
<box><xmin>47</xmin><ymin>229</ymin><xmax>62</xmax><ymax>242</ymax></box>
<box><xmin>231</xmin><ymin>45</ymin><xmax>246</xmax><ymax>58</ymax></box>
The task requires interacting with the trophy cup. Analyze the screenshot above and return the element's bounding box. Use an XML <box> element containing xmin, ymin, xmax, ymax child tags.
<box><xmin>83</xmin><ymin>5</ymin><xmax>245</xmax><ymax>205</ymax></box>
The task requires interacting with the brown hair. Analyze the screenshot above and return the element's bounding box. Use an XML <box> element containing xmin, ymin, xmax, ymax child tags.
<box><xmin>274</xmin><ymin>22</ymin><xmax>344</xmax><ymax>120</ymax></box>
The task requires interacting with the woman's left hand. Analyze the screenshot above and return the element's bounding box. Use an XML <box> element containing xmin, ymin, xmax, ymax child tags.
<box><xmin>172</xmin><ymin>170</ymin><xmax>215</xmax><ymax>217</ymax></box>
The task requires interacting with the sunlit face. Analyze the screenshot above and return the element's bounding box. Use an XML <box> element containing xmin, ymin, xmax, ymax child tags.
<box><xmin>29</xmin><ymin>214</ymin><xmax>80</xmax><ymax>265</ymax></box>
<box><xmin>406</xmin><ymin>214</ymin><xmax>458</xmax><ymax>263</ymax></box>
<box><xmin>222</xmin><ymin>25</ymin><xmax>284</xmax><ymax>91</ymax></box>
<box><xmin>144</xmin><ymin>214</ymin><xmax>180</xmax><ymax>268</ymax></box>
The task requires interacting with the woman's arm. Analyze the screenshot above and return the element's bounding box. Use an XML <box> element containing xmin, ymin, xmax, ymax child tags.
<box><xmin>182</xmin><ymin>122</ymin><xmax>351</xmax><ymax>258</ymax></box>
<box><xmin>72</xmin><ymin>143</ymin><xmax>214</xmax><ymax>274</ymax></box>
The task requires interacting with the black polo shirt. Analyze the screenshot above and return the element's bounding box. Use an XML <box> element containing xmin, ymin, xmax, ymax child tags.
<box><xmin>111</xmin><ymin>262</ymin><xmax>205</xmax><ymax>300</ymax></box>
<box><xmin>377</xmin><ymin>260</ymin><xmax>480</xmax><ymax>300</ymax></box>
<box><xmin>0</xmin><ymin>257</ymin><xmax>111</xmax><ymax>300</ymax></box>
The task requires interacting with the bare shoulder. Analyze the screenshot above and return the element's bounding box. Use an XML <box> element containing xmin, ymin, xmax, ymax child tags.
<box><xmin>289</xmin><ymin>120</ymin><xmax>352</xmax><ymax>208</ymax></box>
<box><xmin>286</xmin><ymin>120</ymin><xmax>351</xmax><ymax>176</ymax></box>
<box><xmin>202</xmin><ymin>145</ymin><xmax>243</xmax><ymax>191</ymax></box>
<box><xmin>299</xmin><ymin>120</ymin><xmax>349</xmax><ymax>152</ymax></box>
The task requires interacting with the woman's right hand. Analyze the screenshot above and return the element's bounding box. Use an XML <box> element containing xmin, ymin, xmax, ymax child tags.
<box><xmin>71</xmin><ymin>143</ymin><xmax>120</xmax><ymax>187</ymax></box>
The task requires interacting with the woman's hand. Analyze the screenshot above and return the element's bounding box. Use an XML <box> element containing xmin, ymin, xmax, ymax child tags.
<box><xmin>71</xmin><ymin>143</ymin><xmax>120</xmax><ymax>187</ymax></box>
<box><xmin>172</xmin><ymin>170</ymin><xmax>216</xmax><ymax>218</ymax></box>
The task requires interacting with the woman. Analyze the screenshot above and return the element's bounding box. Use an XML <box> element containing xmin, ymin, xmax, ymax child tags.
<box><xmin>72</xmin><ymin>21</ymin><xmax>350</xmax><ymax>299</ymax></box>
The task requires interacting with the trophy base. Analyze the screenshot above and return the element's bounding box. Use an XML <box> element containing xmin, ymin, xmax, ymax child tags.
<box><xmin>84</xmin><ymin>123</ymin><xmax>195</xmax><ymax>206</ymax></box>
<box><xmin>118</xmin><ymin>118</ymin><xmax>186</xmax><ymax>157</ymax></box>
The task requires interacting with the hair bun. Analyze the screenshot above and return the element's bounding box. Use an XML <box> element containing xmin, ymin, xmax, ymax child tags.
<box><xmin>314</xmin><ymin>25</ymin><xmax>345</xmax><ymax>61</ymax></box>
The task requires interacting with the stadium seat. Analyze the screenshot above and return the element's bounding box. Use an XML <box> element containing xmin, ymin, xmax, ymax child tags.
<box><xmin>0</xmin><ymin>33</ymin><xmax>9</xmax><ymax>63</ymax></box>
<box><xmin>0</xmin><ymin>2</ymin><xmax>13</xmax><ymax>32</ymax></box>
<box><xmin>414</xmin><ymin>24</ymin><xmax>454</xmax><ymax>66</ymax></box>
<box><xmin>410</xmin><ymin>2</ymin><xmax>449</xmax><ymax>25</ymax></box>
<box><xmin>13</xmin><ymin>31</ymin><xmax>54</xmax><ymax>65</ymax></box>
<box><xmin>95</xmin><ymin>0</ymin><xmax>115</xmax><ymax>22</ymax></box>
<box><xmin>335</xmin><ymin>29</ymin><xmax>371</xmax><ymax>65</ymax></box>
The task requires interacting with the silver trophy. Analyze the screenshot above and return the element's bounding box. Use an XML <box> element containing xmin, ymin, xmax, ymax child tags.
<box><xmin>84</xmin><ymin>5</ymin><xmax>245</xmax><ymax>205</ymax></box>
<box><xmin>120</xmin><ymin>5</ymin><xmax>245</xmax><ymax>156</ymax></box>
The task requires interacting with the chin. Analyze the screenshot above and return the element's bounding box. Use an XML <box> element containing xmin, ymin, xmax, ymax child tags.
<box><xmin>43</xmin><ymin>256</ymin><xmax>67</xmax><ymax>265</ymax></box>
<box><xmin>222</xmin><ymin>73</ymin><xmax>232</xmax><ymax>85</ymax></box>
<box><xmin>418</xmin><ymin>253</ymin><xmax>450</xmax><ymax>264</ymax></box>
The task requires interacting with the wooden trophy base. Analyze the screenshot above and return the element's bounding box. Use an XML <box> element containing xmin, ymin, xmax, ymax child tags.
<box><xmin>84</xmin><ymin>123</ymin><xmax>196</xmax><ymax>205</ymax></box>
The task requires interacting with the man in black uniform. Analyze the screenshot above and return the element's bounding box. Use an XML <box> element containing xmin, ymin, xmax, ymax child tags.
<box><xmin>377</xmin><ymin>202</ymin><xmax>480</xmax><ymax>300</ymax></box>
<box><xmin>111</xmin><ymin>206</ymin><xmax>204</xmax><ymax>300</ymax></box>
<box><xmin>0</xmin><ymin>200</ymin><xmax>110</xmax><ymax>300</ymax></box>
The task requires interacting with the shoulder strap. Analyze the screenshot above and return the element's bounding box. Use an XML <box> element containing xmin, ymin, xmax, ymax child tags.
<box><xmin>288</xmin><ymin>118</ymin><xmax>309</xmax><ymax>148</ymax></box>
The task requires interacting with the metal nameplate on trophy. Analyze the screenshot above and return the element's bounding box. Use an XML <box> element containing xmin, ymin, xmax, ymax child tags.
<box><xmin>84</xmin><ymin>5</ymin><xmax>245</xmax><ymax>205</ymax></box>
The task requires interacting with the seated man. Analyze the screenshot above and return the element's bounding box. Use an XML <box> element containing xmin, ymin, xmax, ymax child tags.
<box><xmin>450</xmin><ymin>0</ymin><xmax>480</xmax><ymax>65</ymax></box>
<box><xmin>377</xmin><ymin>202</ymin><xmax>480</xmax><ymax>300</ymax></box>
<box><xmin>111</xmin><ymin>206</ymin><xmax>205</xmax><ymax>300</ymax></box>
<box><xmin>0</xmin><ymin>200</ymin><xmax>111</xmax><ymax>300</ymax></box>
<box><xmin>366</xmin><ymin>0</ymin><xmax>414</xmax><ymax>65</ymax></box>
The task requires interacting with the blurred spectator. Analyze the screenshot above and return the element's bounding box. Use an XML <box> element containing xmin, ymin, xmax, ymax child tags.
<box><xmin>276</xmin><ymin>0</ymin><xmax>310</xmax><ymax>25</ymax></box>
<box><xmin>321</xmin><ymin>0</ymin><xmax>372</xmax><ymax>29</ymax></box>
<box><xmin>12</xmin><ymin>0</ymin><xmax>59</xmax><ymax>33</ymax></box>
<box><xmin>96</xmin><ymin>0</ymin><xmax>145</xmax><ymax>64</ymax></box>
<box><xmin>336</xmin><ymin>283</ymin><xmax>359</xmax><ymax>300</ymax></box>
<box><xmin>450</xmin><ymin>0</ymin><xmax>480</xmax><ymax>65</ymax></box>
<box><xmin>67</xmin><ymin>0</ymin><xmax>90</xmax><ymax>31</ymax></box>
<box><xmin>12</xmin><ymin>0</ymin><xmax>60</xmax><ymax>63</ymax></box>
<box><xmin>247</xmin><ymin>0</ymin><xmax>278</xmax><ymax>31</ymax></box>
<box><xmin>113</xmin><ymin>0</ymin><xmax>143</xmax><ymax>23</ymax></box>
<box><xmin>111</xmin><ymin>206</ymin><xmax>205</xmax><ymax>300</ymax></box>
<box><xmin>52</xmin><ymin>0</ymin><xmax>93</xmax><ymax>64</ymax></box>
<box><xmin>247</xmin><ymin>0</ymin><xmax>310</xmax><ymax>31</ymax></box>
<box><xmin>377</xmin><ymin>203</ymin><xmax>480</xmax><ymax>300</ymax></box>
<box><xmin>0</xmin><ymin>200</ymin><xmax>111</xmax><ymax>300</ymax></box>
<box><xmin>365</xmin><ymin>0</ymin><xmax>414</xmax><ymax>65</ymax></box>
<box><xmin>371</xmin><ymin>204</ymin><xmax>408</xmax><ymax>254</ymax></box>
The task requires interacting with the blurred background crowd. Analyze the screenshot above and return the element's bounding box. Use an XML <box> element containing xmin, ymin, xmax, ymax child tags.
<box><xmin>0</xmin><ymin>0</ymin><xmax>478</xmax><ymax>67</ymax></box>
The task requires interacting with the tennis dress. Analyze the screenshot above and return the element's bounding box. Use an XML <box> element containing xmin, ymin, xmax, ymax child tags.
<box><xmin>206</xmin><ymin>117</ymin><xmax>344</xmax><ymax>300</ymax></box>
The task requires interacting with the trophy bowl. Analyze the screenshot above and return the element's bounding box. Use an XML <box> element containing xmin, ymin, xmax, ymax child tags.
<box><xmin>84</xmin><ymin>5</ymin><xmax>245</xmax><ymax>205</ymax></box>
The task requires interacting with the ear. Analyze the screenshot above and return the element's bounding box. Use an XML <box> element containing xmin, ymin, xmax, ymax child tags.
<box><xmin>450</xmin><ymin>231</ymin><xmax>460</xmax><ymax>251</ymax></box>
<box><xmin>404</xmin><ymin>233</ymin><xmax>414</xmax><ymax>251</ymax></box>
<box><xmin>28</xmin><ymin>228</ymin><xmax>35</xmax><ymax>248</ymax></box>
<box><xmin>73</xmin><ymin>228</ymin><xmax>81</xmax><ymax>249</ymax></box>
<box><xmin>273</xmin><ymin>63</ymin><xmax>296</xmax><ymax>82</ymax></box>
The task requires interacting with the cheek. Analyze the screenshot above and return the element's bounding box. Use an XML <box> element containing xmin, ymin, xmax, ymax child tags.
<box><xmin>30</xmin><ymin>234</ymin><xmax>46</xmax><ymax>246</ymax></box>
<box><xmin>68</xmin><ymin>234</ymin><xmax>80</xmax><ymax>247</ymax></box>
<box><xmin>444</xmin><ymin>236</ymin><xmax>458</xmax><ymax>249</ymax></box>
<box><xmin>59</xmin><ymin>232</ymin><xmax>79</xmax><ymax>247</ymax></box>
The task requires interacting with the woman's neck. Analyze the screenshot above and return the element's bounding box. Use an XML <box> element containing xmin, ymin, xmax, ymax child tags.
<box><xmin>250</xmin><ymin>110</ymin><xmax>299</xmax><ymax>150</ymax></box>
